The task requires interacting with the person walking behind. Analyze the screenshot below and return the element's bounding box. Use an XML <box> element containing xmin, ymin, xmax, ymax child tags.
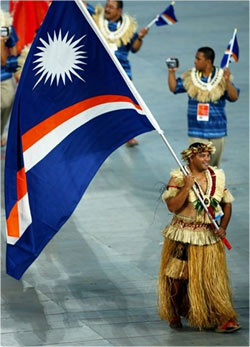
<box><xmin>167</xmin><ymin>47</ymin><xmax>239</xmax><ymax>167</ymax></box>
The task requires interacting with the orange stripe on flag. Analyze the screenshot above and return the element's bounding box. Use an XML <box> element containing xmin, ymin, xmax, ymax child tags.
<box><xmin>22</xmin><ymin>95</ymin><xmax>142</xmax><ymax>151</ymax></box>
<box><xmin>6</xmin><ymin>202</ymin><xmax>20</xmax><ymax>238</ymax></box>
<box><xmin>17</xmin><ymin>168</ymin><xmax>28</xmax><ymax>201</ymax></box>
<box><xmin>163</xmin><ymin>14</ymin><xmax>176</xmax><ymax>24</ymax></box>
<box><xmin>6</xmin><ymin>167</ymin><xmax>28</xmax><ymax>238</ymax></box>
<box><xmin>225</xmin><ymin>50</ymin><xmax>238</xmax><ymax>62</ymax></box>
<box><xmin>232</xmin><ymin>52</ymin><xmax>238</xmax><ymax>61</ymax></box>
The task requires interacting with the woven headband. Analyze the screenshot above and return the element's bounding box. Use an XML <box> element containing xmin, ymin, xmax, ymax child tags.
<box><xmin>181</xmin><ymin>142</ymin><xmax>216</xmax><ymax>161</ymax></box>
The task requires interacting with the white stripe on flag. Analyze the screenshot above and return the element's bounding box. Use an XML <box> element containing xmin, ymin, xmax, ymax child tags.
<box><xmin>23</xmin><ymin>101</ymin><xmax>145</xmax><ymax>172</ymax></box>
<box><xmin>161</xmin><ymin>15</ymin><xmax>174</xmax><ymax>25</ymax></box>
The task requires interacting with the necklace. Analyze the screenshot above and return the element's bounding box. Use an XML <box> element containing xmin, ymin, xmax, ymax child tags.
<box><xmin>191</xmin><ymin>67</ymin><xmax>224</xmax><ymax>92</ymax></box>
<box><xmin>99</xmin><ymin>12</ymin><xmax>131</xmax><ymax>42</ymax></box>
<box><xmin>186</xmin><ymin>166</ymin><xmax>213</xmax><ymax>207</ymax></box>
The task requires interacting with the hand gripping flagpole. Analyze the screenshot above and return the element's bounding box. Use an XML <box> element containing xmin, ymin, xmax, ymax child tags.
<box><xmin>159</xmin><ymin>132</ymin><xmax>232</xmax><ymax>250</ymax></box>
<box><xmin>146</xmin><ymin>1</ymin><xmax>175</xmax><ymax>29</ymax></box>
<box><xmin>225</xmin><ymin>28</ymin><xmax>237</xmax><ymax>68</ymax></box>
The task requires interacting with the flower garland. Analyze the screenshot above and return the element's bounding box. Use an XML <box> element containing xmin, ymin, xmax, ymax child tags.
<box><xmin>93</xmin><ymin>5</ymin><xmax>137</xmax><ymax>48</ymax></box>
<box><xmin>191</xmin><ymin>67</ymin><xmax>223</xmax><ymax>91</ymax></box>
<box><xmin>182</xmin><ymin>67</ymin><xmax>233</xmax><ymax>103</ymax></box>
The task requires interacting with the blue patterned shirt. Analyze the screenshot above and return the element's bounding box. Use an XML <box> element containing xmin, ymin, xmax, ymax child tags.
<box><xmin>175</xmin><ymin>69</ymin><xmax>240</xmax><ymax>138</ymax></box>
<box><xmin>107</xmin><ymin>21</ymin><xmax>138</xmax><ymax>80</ymax></box>
<box><xmin>88</xmin><ymin>4</ymin><xmax>138</xmax><ymax>80</ymax></box>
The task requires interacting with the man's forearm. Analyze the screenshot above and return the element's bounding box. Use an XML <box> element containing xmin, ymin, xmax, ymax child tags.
<box><xmin>132</xmin><ymin>37</ymin><xmax>143</xmax><ymax>52</ymax></box>
<box><xmin>226</xmin><ymin>80</ymin><xmax>238</xmax><ymax>101</ymax></box>
<box><xmin>168</xmin><ymin>70</ymin><xmax>177</xmax><ymax>92</ymax></box>
<box><xmin>132</xmin><ymin>28</ymin><xmax>148</xmax><ymax>53</ymax></box>
<box><xmin>1</xmin><ymin>40</ymin><xmax>7</xmax><ymax>65</ymax></box>
<box><xmin>220</xmin><ymin>203</ymin><xmax>232</xmax><ymax>230</ymax></box>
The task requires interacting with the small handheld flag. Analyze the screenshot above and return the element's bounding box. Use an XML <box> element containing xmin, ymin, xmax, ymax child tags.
<box><xmin>146</xmin><ymin>2</ymin><xmax>178</xmax><ymax>29</ymax></box>
<box><xmin>220</xmin><ymin>28</ymin><xmax>239</xmax><ymax>69</ymax></box>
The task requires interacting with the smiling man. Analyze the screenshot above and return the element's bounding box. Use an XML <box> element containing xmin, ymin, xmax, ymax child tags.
<box><xmin>167</xmin><ymin>47</ymin><xmax>239</xmax><ymax>167</ymax></box>
<box><xmin>158</xmin><ymin>142</ymin><xmax>241</xmax><ymax>333</ymax></box>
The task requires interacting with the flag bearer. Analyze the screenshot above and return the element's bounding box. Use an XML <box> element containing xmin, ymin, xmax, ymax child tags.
<box><xmin>158</xmin><ymin>142</ymin><xmax>241</xmax><ymax>332</ymax></box>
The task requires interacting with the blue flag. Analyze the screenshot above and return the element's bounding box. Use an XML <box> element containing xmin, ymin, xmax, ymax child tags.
<box><xmin>220</xmin><ymin>31</ymin><xmax>239</xmax><ymax>68</ymax></box>
<box><xmin>155</xmin><ymin>4</ymin><xmax>178</xmax><ymax>26</ymax></box>
<box><xmin>5</xmin><ymin>0</ymin><xmax>159</xmax><ymax>279</ymax></box>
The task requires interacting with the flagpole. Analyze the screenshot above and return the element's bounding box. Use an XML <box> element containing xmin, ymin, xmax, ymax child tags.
<box><xmin>225</xmin><ymin>28</ymin><xmax>237</xmax><ymax>68</ymax></box>
<box><xmin>146</xmin><ymin>17</ymin><xmax>157</xmax><ymax>29</ymax></box>
<box><xmin>145</xmin><ymin>1</ymin><xmax>176</xmax><ymax>29</ymax></box>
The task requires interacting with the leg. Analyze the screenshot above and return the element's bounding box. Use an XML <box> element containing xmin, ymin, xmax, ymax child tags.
<box><xmin>168</xmin><ymin>277</ymin><xmax>189</xmax><ymax>328</ymax></box>
<box><xmin>158</xmin><ymin>239</ymin><xmax>189</xmax><ymax>327</ymax></box>
<box><xmin>209</xmin><ymin>137</ymin><xmax>225</xmax><ymax>167</ymax></box>
<box><xmin>1</xmin><ymin>106</ymin><xmax>12</xmax><ymax>136</ymax></box>
<box><xmin>168</xmin><ymin>277</ymin><xmax>181</xmax><ymax>317</ymax></box>
<box><xmin>188</xmin><ymin>242</ymin><xmax>239</xmax><ymax>329</ymax></box>
<box><xmin>188</xmin><ymin>136</ymin><xmax>207</xmax><ymax>146</ymax></box>
<box><xmin>1</xmin><ymin>78</ymin><xmax>16</xmax><ymax>141</ymax></box>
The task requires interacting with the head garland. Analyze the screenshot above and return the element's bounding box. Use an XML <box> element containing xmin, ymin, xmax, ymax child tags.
<box><xmin>181</xmin><ymin>142</ymin><xmax>216</xmax><ymax>162</ymax></box>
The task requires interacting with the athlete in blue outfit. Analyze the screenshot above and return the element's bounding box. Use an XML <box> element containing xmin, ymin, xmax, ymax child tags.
<box><xmin>167</xmin><ymin>47</ymin><xmax>239</xmax><ymax>167</ymax></box>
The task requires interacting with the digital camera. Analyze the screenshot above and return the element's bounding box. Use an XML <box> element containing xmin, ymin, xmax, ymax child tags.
<box><xmin>166</xmin><ymin>57</ymin><xmax>179</xmax><ymax>69</ymax></box>
<box><xmin>1</xmin><ymin>26</ymin><xmax>10</xmax><ymax>37</ymax></box>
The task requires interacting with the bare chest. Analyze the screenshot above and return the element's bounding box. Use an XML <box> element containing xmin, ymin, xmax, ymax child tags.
<box><xmin>195</xmin><ymin>177</ymin><xmax>208</xmax><ymax>194</ymax></box>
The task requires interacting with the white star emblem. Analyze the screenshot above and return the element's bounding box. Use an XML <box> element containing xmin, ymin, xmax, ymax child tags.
<box><xmin>33</xmin><ymin>30</ymin><xmax>87</xmax><ymax>89</ymax></box>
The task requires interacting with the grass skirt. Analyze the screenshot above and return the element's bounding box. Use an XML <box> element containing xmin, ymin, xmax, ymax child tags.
<box><xmin>158</xmin><ymin>238</ymin><xmax>238</xmax><ymax>329</ymax></box>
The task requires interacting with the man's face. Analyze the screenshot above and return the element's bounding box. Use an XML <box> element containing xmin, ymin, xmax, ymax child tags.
<box><xmin>104</xmin><ymin>1</ymin><xmax>121</xmax><ymax>22</ymax></box>
<box><xmin>190</xmin><ymin>151</ymin><xmax>211</xmax><ymax>171</ymax></box>
<box><xmin>194</xmin><ymin>51</ymin><xmax>209</xmax><ymax>71</ymax></box>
